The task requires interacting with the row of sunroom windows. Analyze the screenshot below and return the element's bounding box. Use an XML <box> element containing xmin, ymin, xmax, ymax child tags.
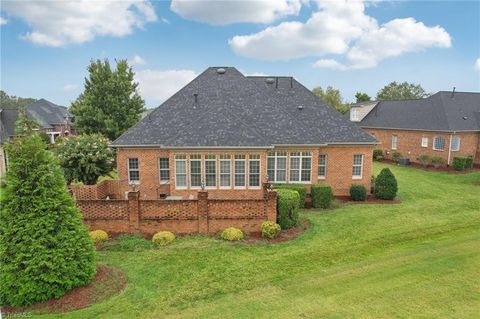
<box><xmin>127</xmin><ymin>152</ymin><xmax>365</xmax><ymax>187</ymax></box>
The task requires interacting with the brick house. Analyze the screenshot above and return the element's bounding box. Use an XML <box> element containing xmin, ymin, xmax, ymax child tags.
<box><xmin>111</xmin><ymin>67</ymin><xmax>377</xmax><ymax>201</ymax></box>
<box><xmin>349</xmin><ymin>91</ymin><xmax>480</xmax><ymax>165</ymax></box>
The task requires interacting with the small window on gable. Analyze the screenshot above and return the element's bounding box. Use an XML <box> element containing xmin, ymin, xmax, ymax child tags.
<box><xmin>350</xmin><ymin>109</ymin><xmax>360</xmax><ymax>121</ymax></box>
<box><xmin>433</xmin><ymin>136</ymin><xmax>446</xmax><ymax>151</ymax></box>
<box><xmin>451</xmin><ymin>136</ymin><xmax>461</xmax><ymax>152</ymax></box>
<box><xmin>421</xmin><ymin>137</ymin><xmax>428</xmax><ymax>148</ymax></box>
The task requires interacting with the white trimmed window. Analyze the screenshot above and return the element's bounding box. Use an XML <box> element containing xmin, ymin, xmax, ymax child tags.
<box><xmin>290</xmin><ymin>152</ymin><xmax>312</xmax><ymax>183</ymax></box>
<box><xmin>352</xmin><ymin>155</ymin><xmax>364</xmax><ymax>179</ymax></box>
<box><xmin>421</xmin><ymin>137</ymin><xmax>428</xmax><ymax>148</ymax></box>
<box><xmin>451</xmin><ymin>136</ymin><xmax>461</xmax><ymax>152</ymax></box>
<box><xmin>391</xmin><ymin>135</ymin><xmax>398</xmax><ymax>150</ymax></box>
<box><xmin>190</xmin><ymin>155</ymin><xmax>201</xmax><ymax>188</ymax></box>
<box><xmin>350</xmin><ymin>109</ymin><xmax>360</xmax><ymax>121</ymax></box>
<box><xmin>220</xmin><ymin>155</ymin><xmax>231</xmax><ymax>188</ymax></box>
<box><xmin>205</xmin><ymin>155</ymin><xmax>217</xmax><ymax>188</ymax></box>
<box><xmin>234</xmin><ymin>155</ymin><xmax>246</xmax><ymax>188</ymax></box>
<box><xmin>158</xmin><ymin>158</ymin><xmax>170</xmax><ymax>183</ymax></box>
<box><xmin>249</xmin><ymin>155</ymin><xmax>261</xmax><ymax>188</ymax></box>
<box><xmin>128</xmin><ymin>158</ymin><xmax>140</xmax><ymax>184</ymax></box>
<box><xmin>267</xmin><ymin>152</ymin><xmax>287</xmax><ymax>183</ymax></box>
<box><xmin>433</xmin><ymin>136</ymin><xmax>446</xmax><ymax>151</ymax></box>
<box><xmin>175</xmin><ymin>155</ymin><xmax>187</xmax><ymax>188</ymax></box>
<box><xmin>318</xmin><ymin>154</ymin><xmax>327</xmax><ymax>179</ymax></box>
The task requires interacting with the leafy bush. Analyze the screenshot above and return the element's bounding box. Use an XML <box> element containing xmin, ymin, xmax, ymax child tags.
<box><xmin>392</xmin><ymin>151</ymin><xmax>402</xmax><ymax>162</ymax></box>
<box><xmin>431</xmin><ymin>156</ymin><xmax>446</xmax><ymax>168</ymax></box>
<box><xmin>350</xmin><ymin>184</ymin><xmax>367</xmax><ymax>201</ymax></box>
<box><xmin>90</xmin><ymin>230</ymin><xmax>109</xmax><ymax>245</ymax></box>
<box><xmin>273</xmin><ymin>184</ymin><xmax>307</xmax><ymax>208</ymax></box>
<box><xmin>152</xmin><ymin>231</ymin><xmax>176</xmax><ymax>246</ymax></box>
<box><xmin>102</xmin><ymin>235</ymin><xmax>152</xmax><ymax>252</ymax></box>
<box><xmin>374</xmin><ymin>168</ymin><xmax>398</xmax><ymax>200</ymax></box>
<box><xmin>452</xmin><ymin>157</ymin><xmax>467</xmax><ymax>171</ymax></box>
<box><xmin>0</xmin><ymin>135</ymin><xmax>95</xmax><ymax>306</ymax></box>
<box><xmin>311</xmin><ymin>184</ymin><xmax>333</xmax><ymax>209</ymax></box>
<box><xmin>417</xmin><ymin>155</ymin><xmax>430</xmax><ymax>168</ymax></box>
<box><xmin>373</xmin><ymin>149</ymin><xmax>383</xmax><ymax>160</ymax></box>
<box><xmin>276</xmin><ymin>189</ymin><xmax>300</xmax><ymax>229</ymax></box>
<box><xmin>220</xmin><ymin>227</ymin><xmax>244</xmax><ymax>241</ymax></box>
<box><xmin>370</xmin><ymin>175</ymin><xmax>376</xmax><ymax>194</ymax></box>
<box><xmin>465</xmin><ymin>156</ymin><xmax>474</xmax><ymax>169</ymax></box>
<box><xmin>261</xmin><ymin>221</ymin><xmax>281</xmax><ymax>239</ymax></box>
<box><xmin>55</xmin><ymin>134</ymin><xmax>115</xmax><ymax>185</ymax></box>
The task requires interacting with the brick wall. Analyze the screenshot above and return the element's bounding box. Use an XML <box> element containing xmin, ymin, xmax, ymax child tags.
<box><xmin>77</xmin><ymin>185</ymin><xmax>277</xmax><ymax>235</ymax></box>
<box><xmin>70</xmin><ymin>180</ymin><xmax>125</xmax><ymax>200</ymax></box>
<box><xmin>365</xmin><ymin>128</ymin><xmax>480</xmax><ymax>165</ymax></box>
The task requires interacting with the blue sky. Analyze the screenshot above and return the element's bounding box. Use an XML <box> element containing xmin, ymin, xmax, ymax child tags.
<box><xmin>1</xmin><ymin>0</ymin><xmax>479</xmax><ymax>108</ymax></box>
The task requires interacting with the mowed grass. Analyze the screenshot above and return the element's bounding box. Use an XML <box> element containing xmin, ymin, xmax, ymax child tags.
<box><xmin>39</xmin><ymin>163</ymin><xmax>480</xmax><ymax>318</ymax></box>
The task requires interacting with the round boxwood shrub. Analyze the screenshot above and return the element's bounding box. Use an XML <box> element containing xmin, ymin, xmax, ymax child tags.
<box><xmin>374</xmin><ymin>168</ymin><xmax>398</xmax><ymax>200</ymax></box>
<box><xmin>220</xmin><ymin>227</ymin><xmax>244</xmax><ymax>241</ymax></box>
<box><xmin>90</xmin><ymin>230</ymin><xmax>109</xmax><ymax>245</ymax></box>
<box><xmin>273</xmin><ymin>184</ymin><xmax>307</xmax><ymax>208</ymax></box>
<box><xmin>276</xmin><ymin>189</ymin><xmax>300</xmax><ymax>229</ymax></box>
<box><xmin>152</xmin><ymin>231</ymin><xmax>176</xmax><ymax>246</ymax></box>
<box><xmin>350</xmin><ymin>184</ymin><xmax>367</xmax><ymax>201</ymax></box>
<box><xmin>0</xmin><ymin>135</ymin><xmax>96</xmax><ymax>307</ymax></box>
<box><xmin>261</xmin><ymin>221</ymin><xmax>281</xmax><ymax>239</ymax></box>
<box><xmin>311</xmin><ymin>184</ymin><xmax>333</xmax><ymax>209</ymax></box>
<box><xmin>452</xmin><ymin>156</ymin><xmax>467</xmax><ymax>171</ymax></box>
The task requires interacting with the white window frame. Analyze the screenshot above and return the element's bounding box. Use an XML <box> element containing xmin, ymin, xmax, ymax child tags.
<box><xmin>234</xmin><ymin>155</ymin><xmax>246</xmax><ymax>189</ymax></box>
<box><xmin>174</xmin><ymin>155</ymin><xmax>187</xmax><ymax>189</ymax></box>
<box><xmin>289</xmin><ymin>152</ymin><xmax>312</xmax><ymax>184</ymax></box>
<box><xmin>352</xmin><ymin>154</ymin><xmax>364</xmax><ymax>179</ymax></box>
<box><xmin>204</xmin><ymin>154</ymin><xmax>217</xmax><ymax>188</ymax></box>
<box><xmin>421</xmin><ymin>137</ymin><xmax>428</xmax><ymax>148</ymax></box>
<box><xmin>433</xmin><ymin>136</ymin><xmax>446</xmax><ymax>151</ymax></box>
<box><xmin>127</xmin><ymin>158</ymin><xmax>140</xmax><ymax>184</ymax></box>
<box><xmin>267</xmin><ymin>152</ymin><xmax>287</xmax><ymax>183</ymax></box>
<box><xmin>350</xmin><ymin>109</ymin><xmax>360</xmax><ymax>121</ymax></box>
<box><xmin>219</xmin><ymin>155</ymin><xmax>231</xmax><ymax>189</ymax></box>
<box><xmin>158</xmin><ymin>157</ymin><xmax>170</xmax><ymax>184</ymax></box>
<box><xmin>189</xmin><ymin>154</ymin><xmax>202</xmax><ymax>189</ymax></box>
<box><xmin>391</xmin><ymin>135</ymin><xmax>398</xmax><ymax>150</ymax></box>
<box><xmin>451</xmin><ymin>136</ymin><xmax>461</xmax><ymax>152</ymax></box>
<box><xmin>318</xmin><ymin>154</ymin><xmax>327</xmax><ymax>179</ymax></box>
<box><xmin>248</xmin><ymin>154</ymin><xmax>261</xmax><ymax>188</ymax></box>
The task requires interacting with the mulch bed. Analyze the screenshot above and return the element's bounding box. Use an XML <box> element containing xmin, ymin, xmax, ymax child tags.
<box><xmin>243</xmin><ymin>219</ymin><xmax>309</xmax><ymax>244</ymax></box>
<box><xmin>335</xmin><ymin>195</ymin><xmax>401</xmax><ymax>204</ymax></box>
<box><xmin>379</xmin><ymin>159</ymin><xmax>480</xmax><ymax>174</ymax></box>
<box><xmin>2</xmin><ymin>265</ymin><xmax>127</xmax><ymax>315</ymax></box>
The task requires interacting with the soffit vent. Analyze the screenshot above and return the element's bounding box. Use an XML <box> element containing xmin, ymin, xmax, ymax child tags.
<box><xmin>216</xmin><ymin>68</ymin><xmax>226</xmax><ymax>74</ymax></box>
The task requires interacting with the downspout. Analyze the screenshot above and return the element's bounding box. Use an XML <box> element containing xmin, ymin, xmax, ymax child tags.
<box><xmin>447</xmin><ymin>133</ymin><xmax>453</xmax><ymax>166</ymax></box>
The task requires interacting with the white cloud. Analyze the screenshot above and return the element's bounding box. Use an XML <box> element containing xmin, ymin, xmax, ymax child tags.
<box><xmin>135</xmin><ymin>69</ymin><xmax>197</xmax><ymax>105</ymax></box>
<box><xmin>2</xmin><ymin>0</ymin><xmax>157</xmax><ymax>47</ymax></box>
<box><xmin>230</xmin><ymin>0</ymin><xmax>451</xmax><ymax>69</ymax></box>
<box><xmin>131</xmin><ymin>55</ymin><xmax>146</xmax><ymax>65</ymax></box>
<box><xmin>63</xmin><ymin>84</ymin><xmax>79</xmax><ymax>91</ymax></box>
<box><xmin>0</xmin><ymin>17</ymin><xmax>7</xmax><ymax>25</ymax></box>
<box><xmin>475</xmin><ymin>58</ymin><xmax>480</xmax><ymax>71</ymax></box>
<box><xmin>170</xmin><ymin>0</ymin><xmax>301</xmax><ymax>25</ymax></box>
<box><xmin>161</xmin><ymin>17</ymin><xmax>171</xmax><ymax>24</ymax></box>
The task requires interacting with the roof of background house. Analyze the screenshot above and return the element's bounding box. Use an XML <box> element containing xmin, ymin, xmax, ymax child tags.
<box><xmin>112</xmin><ymin>67</ymin><xmax>376</xmax><ymax>147</ymax></box>
<box><xmin>358</xmin><ymin>91</ymin><xmax>480</xmax><ymax>132</ymax></box>
<box><xmin>0</xmin><ymin>108</ymin><xmax>19</xmax><ymax>143</ymax></box>
<box><xmin>26</xmin><ymin>99</ymin><xmax>71</xmax><ymax>129</ymax></box>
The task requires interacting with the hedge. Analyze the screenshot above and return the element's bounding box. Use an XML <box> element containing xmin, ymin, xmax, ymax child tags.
<box><xmin>465</xmin><ymin>156</ymin><xmax>474</xmax><ymax>169</ymax></box>
<box><xmin>276</xmin><ymin>189</ymin><xmax>300</xmax><ymax>229</ymax></box>
<box><xmin>311</xmin><ymin>184</ymin><xmax>333</xmax><ymax>209</ymax></box>
<box><xmin>274</xmin><ymin>184</ymin><xmax>307</xmax><ymax>208</ymax></box>
<box><xmin>373</xmin><ymin>149</ymin><xmax>383</xmax><ymax>160</ymax></box>
<box><xmin>350</xmin><ymin>184</ymin><xmax>367</xmax><ymax>201</ymax></box>
<box><xmin>452</xmin><ymin>156</ymin><xmax>467</xmax><ymax>171</ymax></box>
<box><xmin>374</xmin><ymin>168</ymin><xmax>398</xmax><ymax>200</ymax></box>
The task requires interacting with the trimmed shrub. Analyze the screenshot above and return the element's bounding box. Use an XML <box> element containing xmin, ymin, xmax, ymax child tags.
<box><xmin>373</xmin><ymin>149</ymin><xmax>383</xmax><ymax>160</ymax></box>
<box><xmin>374</xmin><ymin>168</ymin><xmax>398</xmax><ymax>200</ymax></box>
<box><xmin>431</xmin><ymin>156</ymin><xmax>446</xmax><ymax>168</ymax></box>
<box><xmin>220</xmin><ymin>227</ymin><xmax>244</xmax><ymax>241</ymax></box>
<box><xmin>311</xmin><ymin>184</ymin><xmax>333</xmax><ymax>209</ymax></box>
<box><xmin>417</xmin><ymin>155</ymin><xmax>430</xmax><ymax>168</ymax></box>
<box><xmin>273</xmin><ymin>184</ymin><xmax>307</xmax><ymax>208</ymax></box>
<box><xmin>0</xmin><ymin>135</ymin><xmax>95</xmax><ymax>306</ymax></box>
<box><xmin>370</xmin><ymin>175</ymin><xmax>376</xmax><ymax>194</ymax></box>
<box><xmin>392</xmin><ymin>151</ymin><xmax>402</xmax><ymax>162</ymax></box>
<box><xmin>90</xmin><ymin>230</ymin><xmax>109</xmax><ymax>245</ymax></box>
<box><xmin>465</xmin><ymin>156</ymin><xmax>474</xmax><ymax>169</ymax></box>
<box><xmin>261</xmin><ymin>221</ymin><xmax>281</xmax><ymax>239</ymax></box>
<box><xmin>276</xmin><ymin>189</ymin><xmax>300</xmax><ymax>229</ymax></box>
<box><xmin>103</xmin><ymin>235</ymin><xmax>152</xmax><ymax>252</ymax></box>
<box><xmin>152</xmin><ymin>231</ymin><xmax>175</xmax><ymax>246</ymax></box>
<box><xmin>452</xmin><ymin>156</ymin><xmax>467</xmax><ymax>171</ymax></box>
<box><xmin>350</xmin><ymin>184</ymin><xmax>367</xmax><ymax>201</ymax></box>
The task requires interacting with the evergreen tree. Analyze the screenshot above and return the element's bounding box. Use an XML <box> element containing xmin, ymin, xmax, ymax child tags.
<box><xmin>374</xmin><ymin>168</ymin><xmax>398</xmax><ymax>200</ymax></box>
<box><xmin>0</xmin><ymin>135</ymin><xmax>96</xmax><ymax>306</ymax></box>
<box><xmin>70</xmin><ymin>59</ymin><xmax>145</xmax><ymax>140</ymax></box>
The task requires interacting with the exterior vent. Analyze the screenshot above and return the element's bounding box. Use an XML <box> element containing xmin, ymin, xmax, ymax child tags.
<box><xmin>297</xmin><ymin>105</ymin><xmax>303</xmax><ymax>110</ymax></box>
<box><xmin>216</xmin><ymin>68</ymin><xmax>226</xmax><ymax>74</ymax></box>
<box><xmin>265</xmin><ymin>78</ymin><xmax>275</xmax><ymax>84</ymax></box>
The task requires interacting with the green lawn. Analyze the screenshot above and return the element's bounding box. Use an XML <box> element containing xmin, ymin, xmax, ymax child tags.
<box><xmin>40</xmin><ymin>163</ymin><xmax>480</xmax><ymax>318</ymax></box>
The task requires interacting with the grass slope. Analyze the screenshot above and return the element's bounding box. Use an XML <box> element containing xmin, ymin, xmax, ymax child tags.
<box><xmin>37</xmin><ymin>163</ymin><xmax>480</xmax><ymax>318</ymax></box>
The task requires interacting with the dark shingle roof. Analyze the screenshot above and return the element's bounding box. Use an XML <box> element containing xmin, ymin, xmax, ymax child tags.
<box><xmin>112</xmin><ymin>67</ymin><xmax>376</xmax><ymax>147</ymax></box>
<box><xmin>359</xmin><ymin>91</ymin><xmax>480</xmax><ymax>131</ymax></box>
<box><xmin>26</xmin><ymin>99</ymin><xmax>71</xmax><ymax>129</ymax></box>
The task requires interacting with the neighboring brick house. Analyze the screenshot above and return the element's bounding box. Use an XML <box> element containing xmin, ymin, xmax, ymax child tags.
<box><xmin>349</xmin><ymin>91</ymin><xmax>480</xmax><ymax>165</ymax></box>
<box><xmin>111</xmin><ymin>67</ymin><xmax>377</xmax><ymax>200</ymax></box>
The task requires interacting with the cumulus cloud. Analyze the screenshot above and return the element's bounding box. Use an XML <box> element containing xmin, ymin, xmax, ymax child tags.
<box><xmin>0</xmin><ymin>17</ymin><xmax>7</xmax><ymax>25</ymax></box>
<box><xmin>475</xmin><ymin>58</ymin><xmax>480</xmax><ymax>71</ymax></box>
<box><xmin>170</xmin><ymin>0</ymin><xmax>301</xmax><ymax>25</ymax></box>
<box><xmin>230</xmin><ymin>0</ymin><xmax>451</xmax><ymax>69</ymax></box>
<box><xmin>2</xmin><ymin>0</ymin><xmax>157</xmax><ymax>47</ymax></box>
<box><xmin>135</xmin><ymin>69</ymin><xmax>197</xmax><ymax>105</ymax></box>
<box><xmin>131</xmin><ymin>55</ymin><xmax>146</xmax><ymax>65</ymax></box>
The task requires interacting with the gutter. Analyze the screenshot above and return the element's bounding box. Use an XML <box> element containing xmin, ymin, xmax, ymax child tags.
<box><xmin>111</xmin><ymin>142</ymin><xmax>377</xmax><ymax>149</ymax></box>
<box><xmin>359</xmin><ymin>126</ymin><xmax>480</xmax><ymax>133</ymax></box>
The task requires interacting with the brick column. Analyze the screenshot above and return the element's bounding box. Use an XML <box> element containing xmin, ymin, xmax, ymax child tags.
<box><xmin>197</xmin><ymin>191</ymin><xmax>209</xmax><ymax>234</ymax></box>
<box><xmin>127</xmin><ymin>191</ymin><xmax>140</xmax><ymax>234</ymax></box>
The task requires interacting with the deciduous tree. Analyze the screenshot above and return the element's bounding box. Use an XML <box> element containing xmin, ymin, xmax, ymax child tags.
<box><xmin>312</xmin><ymin>86</ymin><xmax>347</xmax><ymax>113</ymax></box>
<box><xmin>376</xmin><ymin>81</ymin><xmax>428</xmax><ymax>100</ymax></box>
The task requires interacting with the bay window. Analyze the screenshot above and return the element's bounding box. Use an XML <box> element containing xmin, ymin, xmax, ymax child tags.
<box><xmin>175</xmin><ymin>155</ymin><xmax>187</xmax><ymax>188</ymax></box>
<box><xmin>190</xmin><ymin>155</ymin><xmax>201</xmax><ymax>188</ymax></box>
<box><xmin>234</xmin><ymin>155</ymin><xmax>246</xmax><ymax>188</ymax></box>
<box><xmin>249</xmin><ymin>155</ymin><xmax>260</xmax><ymax>188</ymax></box>
<box><xmin>220</xmin><ymin>155</ymin><xmax>231</xmax><ymax>188</ymax></box>
<box><xmin>205</xmin><ymin>155</ymin><xmax>217</xmax><ymax>187</ymax></box>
